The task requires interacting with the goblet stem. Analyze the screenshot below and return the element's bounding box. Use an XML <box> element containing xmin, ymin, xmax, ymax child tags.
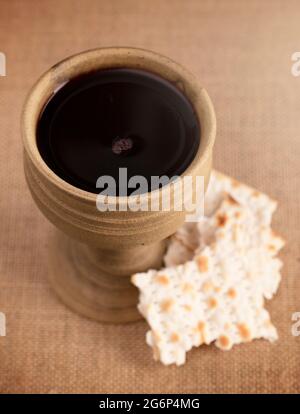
<box><xmin>47</xmin><ymin>230</ymin><xmax>166</xmax><ymax>323</ymax></box>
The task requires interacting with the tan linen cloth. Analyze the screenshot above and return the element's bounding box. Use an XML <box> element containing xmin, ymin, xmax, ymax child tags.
<box><xmin>0</xmin><ymin>0</ymin><xmax>299</xmax><ymax>393</ymax></box>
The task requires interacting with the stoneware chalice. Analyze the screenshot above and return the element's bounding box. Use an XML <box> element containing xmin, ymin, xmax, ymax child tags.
<box><xmin>22</xmin><ymin>47</ymin><xmax>216</xmax><ymax>323</ymax></box>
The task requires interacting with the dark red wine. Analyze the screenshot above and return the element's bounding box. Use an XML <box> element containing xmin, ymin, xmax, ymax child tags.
<box><xmin>37</xmin><ymin>68</ymin><xmax>200</xmax><ymax>195</ymax></box>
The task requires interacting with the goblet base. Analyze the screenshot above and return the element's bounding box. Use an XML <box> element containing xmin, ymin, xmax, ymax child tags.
<box><xmin>47</xmin><ymin>230</ymin><xmax>166</xmax><ymax>323</ymax></box>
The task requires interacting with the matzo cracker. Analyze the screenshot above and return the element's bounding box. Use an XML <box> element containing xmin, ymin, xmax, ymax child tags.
<box><xmin>132</xmin><ymin>190</ymin><xmax>284</xmax><ymax>366</ymax></box>
<box><xmin>164</xmin><ymin>170</ymin><xmax>283</xmax><ymax>267</ymax></box>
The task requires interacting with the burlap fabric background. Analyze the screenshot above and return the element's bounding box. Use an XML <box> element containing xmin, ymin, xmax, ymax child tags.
<box><xmin>0</xmin><ymin>0</ymin><xmax>299</xmax><ymax>393</ymax></box>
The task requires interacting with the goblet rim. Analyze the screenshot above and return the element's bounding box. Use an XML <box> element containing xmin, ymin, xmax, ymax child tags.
<box><xmin>22</xmin><ymin>46</ymin><xmax>216</xmax><ymax>207</ymax></box>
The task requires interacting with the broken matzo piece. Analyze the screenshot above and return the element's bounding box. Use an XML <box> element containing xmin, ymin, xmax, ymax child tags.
<box><xmin>132</xmin><ymin>197</ymin><xmax>282</xmax><ymax>365</ymax></box>
<box><xmin>132</xmin><ymin>251</ymin><xmax>277</xmax><ymax>366</ymax></box>
<box><xmin>164</xmin><ymin>170</ymin><xmax>284</xmax><ymax>267</ymax></box>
